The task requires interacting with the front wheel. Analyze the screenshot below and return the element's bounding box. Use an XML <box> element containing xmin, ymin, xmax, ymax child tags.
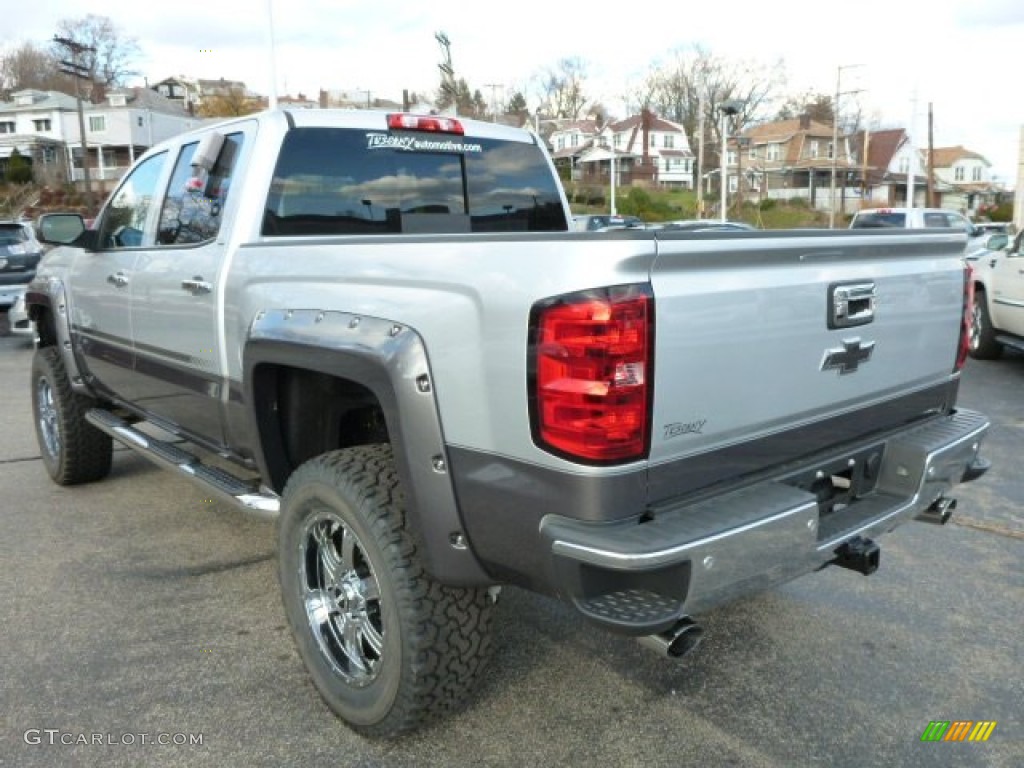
<box><xmin>968</xmin><ymin>289</ymin><xmax>1002</xmax><ymax>360</ymax></box>
<box><xmin>31</xmin><ymin>347</ymin><xmax>113</xmax><ymax>485</ymax></box>
<box><xmin>278</xmin><ymin>445</ymin><xmax>494</xmax><ymax>737</ymax></box>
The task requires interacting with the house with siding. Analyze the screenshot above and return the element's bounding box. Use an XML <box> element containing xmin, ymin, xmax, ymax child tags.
<box><xmin>739</xmin><ymin>115</ymin><xmax>858</xmax><ymax>212</ymax></box>
<box><xmin>566</xmin><ymin>111</ymin><xmax>693</xmax><ymax>188</ymax></box>
<box><xmin>0</xmin><ymin>87</ymin><xmax>200</xmax><ymax>190</ymax></box>
<box><xmin>928</xmin><ymin>146</ymin><xmax>997</xmax><ymax>213</ymax></box>
<box><xmin>849</xmin><ymin>128</ymin><xmax>930</xmax><ymax>208</ymax></box>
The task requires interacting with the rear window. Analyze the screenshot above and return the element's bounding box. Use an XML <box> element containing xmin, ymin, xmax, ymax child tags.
<box><xmin>851</xmin><ymin>212</ymin><xmax>905</xmax><ymax>228</ymax></box>
<box><xmin>263</xmin><ymin>127</ymin><xmax>568</xmax><ymax>236</ymax></box>
<box><xmin>0</xmin><ymin>224</ymin><xmax>28</xmax><ymax>245</ymax></box>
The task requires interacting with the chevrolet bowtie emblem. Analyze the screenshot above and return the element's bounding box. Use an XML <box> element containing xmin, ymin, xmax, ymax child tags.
<box><xmin>821</xmin><ymin>338</ymin><xmax>875</xmax><ymax>375</ymax></box>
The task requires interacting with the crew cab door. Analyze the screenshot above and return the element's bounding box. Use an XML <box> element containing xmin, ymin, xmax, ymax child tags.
<box><xmin>988</xmin><ymin>238</ymin><xmax>1024</xmax><ymax>336</ymax></box>
<box><xmin>68</xmin><ymin>151</ymin><xmax>170</xmax><ymax>397</ymax></box>
<box><xmin>122</xmin><ymin>128</ymin><xmax>248</xmax><ymax>443</ymax></box>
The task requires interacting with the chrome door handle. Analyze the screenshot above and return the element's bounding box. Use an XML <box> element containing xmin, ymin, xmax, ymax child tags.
<box><xmin>106</xmin><ymin>271</ymin><xmax>129</xmax><ymax>288</ymax></box>
<box><xmin>181</xmin><ymin>277</ymin><xmax>212</xmax><ymax>295</ymax></box>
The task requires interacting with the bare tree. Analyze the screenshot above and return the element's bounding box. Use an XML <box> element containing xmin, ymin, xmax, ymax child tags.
<box><xmin>775</xmin><ymin>91</ymin><xmax>835</xmax><ymax>123</ymax></box>
<box><xmin>0</xmin><ymin>41</ymin><xmax>68</xmax><ymax>97</ymax></box>
<box><xmin>52</xmin><ymin>14</ymin><xmax>140</xmax><ymax>97</ymax></box>
<box><xmin>536</xmin><ymin>57</ymin><xmax>590</xmax><ymax>119</ymax></box>
<box><xmin>641</xmin><ymin>46</ymin><xmax>787</xmax><ymax>185</ymax></box>
<box><xmin>198</xmin><ymin>87</ymin><xmax>262</xmax><ymax>118</ymax></box>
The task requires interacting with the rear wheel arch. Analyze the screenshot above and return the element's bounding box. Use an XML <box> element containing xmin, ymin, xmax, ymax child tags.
<box><xmin>242</xmin><ymin>321</ymin><xmax>492</xmax><ymax>586</ymax></box>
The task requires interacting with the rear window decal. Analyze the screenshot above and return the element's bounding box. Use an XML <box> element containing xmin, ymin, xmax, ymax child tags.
<box><xmin>366</xmin><ymin>132</ymin><xmax>482</xmax><ymax>154</ymax></box>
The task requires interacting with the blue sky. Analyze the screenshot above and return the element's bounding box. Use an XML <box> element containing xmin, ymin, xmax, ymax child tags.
<box><xmin>5</xmin><ymin>0</ymin><xmax>1022</xmax><ymax>183</ymax></box>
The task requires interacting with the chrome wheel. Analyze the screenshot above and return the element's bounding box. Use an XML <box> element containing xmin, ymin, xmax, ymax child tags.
<box><xmin>299</xmin><ymin>510</ymin><xmax>384</xmax><ymax>686</ymax></box>
<box><xmin>36</xmin><ymin>376</ymin><xmax>61</xmax><ymax>458</ymax></box>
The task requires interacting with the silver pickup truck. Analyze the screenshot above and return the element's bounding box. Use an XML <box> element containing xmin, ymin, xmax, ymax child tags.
<box><xmin>28</xmin><ymin>109</ymin><xmax>990</xmax><ymax>737</ymax></box>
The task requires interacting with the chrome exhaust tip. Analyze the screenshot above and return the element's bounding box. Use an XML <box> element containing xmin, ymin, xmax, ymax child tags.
<box><xmin>916</xmin><ymin>497</ymin><xmax>957</xmax><ymax>526</ymax></box>
<box><xmin>637</xmin><ymin>617</ymin><xmax>704</xmax><ymax>660</ymax></box>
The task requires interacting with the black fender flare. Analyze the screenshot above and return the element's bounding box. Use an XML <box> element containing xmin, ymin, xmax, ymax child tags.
<box><xmin>243</xmin><ymin>308</ymin><xmax>492</xmax><ymax>587</ymax></box>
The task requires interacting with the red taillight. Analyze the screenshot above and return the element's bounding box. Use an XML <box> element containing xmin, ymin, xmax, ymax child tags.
<box><xmin>386</xmin><ymin>113</ymin><xmax>464</xmax><ymax>135</ymax></box>
<box><xmin>956</xmin><ymin>263</ymin><xmax>974</xmax><ymax>371</ymax></box>
<box><xmin>530</xmin><ymin>286</ymin><xmax>653</xmax><ymax>463</ymax></box>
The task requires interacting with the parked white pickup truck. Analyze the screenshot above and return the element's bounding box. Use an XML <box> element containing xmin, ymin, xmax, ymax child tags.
<box><xmin>28</xmin><ymin>109</ymin><xmax>991</xmax><ymax>736</ymax></box>
<box><xmin>970</xmin><ymin>230</ymin><xmax>1024</xmax><ymax>358</ymax></box>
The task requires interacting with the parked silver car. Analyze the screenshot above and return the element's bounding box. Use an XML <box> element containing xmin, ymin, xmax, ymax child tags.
<box><xmin>0</xmin><ymin>220</ymin><xmax>43</xmax><ymax>310</ymax></box>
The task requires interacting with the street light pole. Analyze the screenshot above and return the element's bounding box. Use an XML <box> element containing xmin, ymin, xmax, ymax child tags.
<box><xmin>718</xmin><ymin>100</ymin><xmax>743</xmax><ymax>222</ymax></box>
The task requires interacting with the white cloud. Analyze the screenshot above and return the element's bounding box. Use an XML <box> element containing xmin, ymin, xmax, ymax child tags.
<box><xmin>4</xmin><ymin>0</ymin><xmax>1021</xmax><ymax>182</ymax></box>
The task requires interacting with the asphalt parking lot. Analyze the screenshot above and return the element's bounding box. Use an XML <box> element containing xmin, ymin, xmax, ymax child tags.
<box><xmin>0</xmin><ymin>325</ymin><xmax>1021</xmax><ymax>768</ymax></box>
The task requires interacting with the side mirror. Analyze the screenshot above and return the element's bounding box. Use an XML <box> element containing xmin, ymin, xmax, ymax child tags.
<box><xmin>37</xmin><ymin>213</ymin><xmax>86</xmax><ymax>245</ymax></box>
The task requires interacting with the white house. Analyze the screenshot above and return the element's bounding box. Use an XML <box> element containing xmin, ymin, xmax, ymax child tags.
<box><xmin>0</xmin><ymin>87</ymin><xmax>201</xmax><ymax>190</ymax></box>
<box><xmin>930</xmin><ymin>145</ymin><xmax>997</xmax><ymax>213</ymax></box>
<box><xmin>0</xmin><ymin>90</ymin><xmax>78</xmax><ymax>185</ymax></box>
<box><xmin>568</xmin><ymin>111</ymin><xmax>694</xmax><ymax>188</ymax></box>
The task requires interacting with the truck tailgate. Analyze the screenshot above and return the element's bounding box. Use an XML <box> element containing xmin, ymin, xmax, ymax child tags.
<box><xmin>647</xmin><ymin>230</ymin><xmax>967</xmax><ymax>493</ymax></box>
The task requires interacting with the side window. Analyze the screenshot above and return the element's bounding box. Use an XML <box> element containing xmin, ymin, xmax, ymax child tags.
<box><xmin>922</xmin><ymin>212</ymin><xmax>948</xmax><ymax>228</ymax></box>
<box><xmin>158</xmin><ymin>132</ymin><xmax>243</xmax><ymax>245</ymax></box>
<box><xmin>97</xmin><ymin>152</ymin><xmax>167</xmax><ymax>249</ymax></box>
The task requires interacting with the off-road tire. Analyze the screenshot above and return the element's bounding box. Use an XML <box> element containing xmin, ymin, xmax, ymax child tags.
<box><xmin>968</xmin><ymin>288</ymin><xmax>1002</xmax><ymax>360</ymax></box>
<box><xmin>278</xmin><ymin>444</ymin><xmax>494</xmax><ymax>737</ymax></box>
<box><xmin>31</xmin><ymin>347</ymin><xmax>113</xmax><ymax>485</ymax></box>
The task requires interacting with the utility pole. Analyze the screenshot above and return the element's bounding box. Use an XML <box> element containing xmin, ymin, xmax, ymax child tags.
<box><xmin>829</xmin><ymin>63</ymin><xmax>863</xmax><ymax>228</ymax></box>
<box><xmin>484</xmin><ymin>83</ymin><xmax>502</xmax><ymax>122</ymax></box>
<box><xmin>53</xmin><ymin>35</ymin><xmax>95</xmax><ymax>214</ymax></box>
<box><xmin>266</xmin><ymin>0</ymin><xmax>278</xmax><ymax>109</ymax></box>
<box><xmin>435</xmin><ymin>31</ymin><xmax>456</xmax><ymax>114</ymax></box>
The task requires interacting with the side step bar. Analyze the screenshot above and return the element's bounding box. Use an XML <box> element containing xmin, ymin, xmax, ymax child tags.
<box><xmin>85</xmin><ymin>409</ymin><xmax>280</xmax><ymax>520</ymax></box>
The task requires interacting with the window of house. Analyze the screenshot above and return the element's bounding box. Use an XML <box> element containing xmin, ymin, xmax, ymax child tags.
<box><xmin>664</xmin><ymin>135</ymin><xmax>674</xmax><ymax>149</ymax></box>
<box><xmin>571</xmin><ymin>134</ymin><xmax>578</xmax><ymax>147</ymax></box>
<box><xmin>809</xmin><ymin>141</ymin><xmax>819</xmax><ymax>158</ymax></box>
<box><xmin>767</xmin><ymin>143</ymin><xmax>780</xmax><ymax>161</ymax></box>
<box><xmin>158</xmin><ymin>133</ymin><xmax>244</xmax><ymax>245</ymax></box>
<box><xmin>650</xmin><ymin>134</ymin><xmax>656</xmax><ymax>148</ymax></box>
<box><xmin>33</xmin><ymin>119</ymin><xmax>52</xmax><ymax>132</ymax></box>
<box><xmin>42</xmin><ymin>146</ymin><xmax>56</xmax><ymax>164</ymax></box>
<box><xmin>728</xmin><ymin>175</ymin><xmax>737</xmax><ymax>192</ymax></box>
<box><xmin>137</xmin><ymin>116</ymin><xmax>144</xmax><ymax>127</ymax></box>
<box><xmin>97</xmin><ymin>151</ymin><xmax>168</xmax><ymax>249</ymax></box>
<box><xmin>88</xmin><ymin>115</ymin><xmax>106</xmax><ymax>132</ymax></box>
<box><xmin>898</xmin><ymin>157</ymin><xmax>909</xmax><ymax>173</ymax></box>
<box><xmin>827</xmin><ymin>142</ymin><xmax>834</xmax><ymax>159</ymax></box>
<box><xmin>749</xmin><ymin>146</ymin><xmax>758</xmax><ymax>159</ymax></box>
<box><xmin>727</xmin><ymin>149</ymin><xmax>737</xmax><ymax>166</ymax></box>
<box><xmin>0</xmin><ymin>121</ymin><xmax>14</xmax><ymax>134</ymax></box>
<box><xmin>683</xmin><ymin>159</ymin><xmax>691</xmax><ymax>174</ymax></box>
<box><xmin>954</xmin><ymin>166</ymin><xmax>964</xmax><ymax>181</ymax></box>
<box><xmin>972</xmin><ymin>167</ymin><xmax>982</xmax><ymax>181</ymax></box>
<box><xmin>613</xmin><ymin>135</ymin><xmax>621</xmax><ymax>147</ymax></box>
